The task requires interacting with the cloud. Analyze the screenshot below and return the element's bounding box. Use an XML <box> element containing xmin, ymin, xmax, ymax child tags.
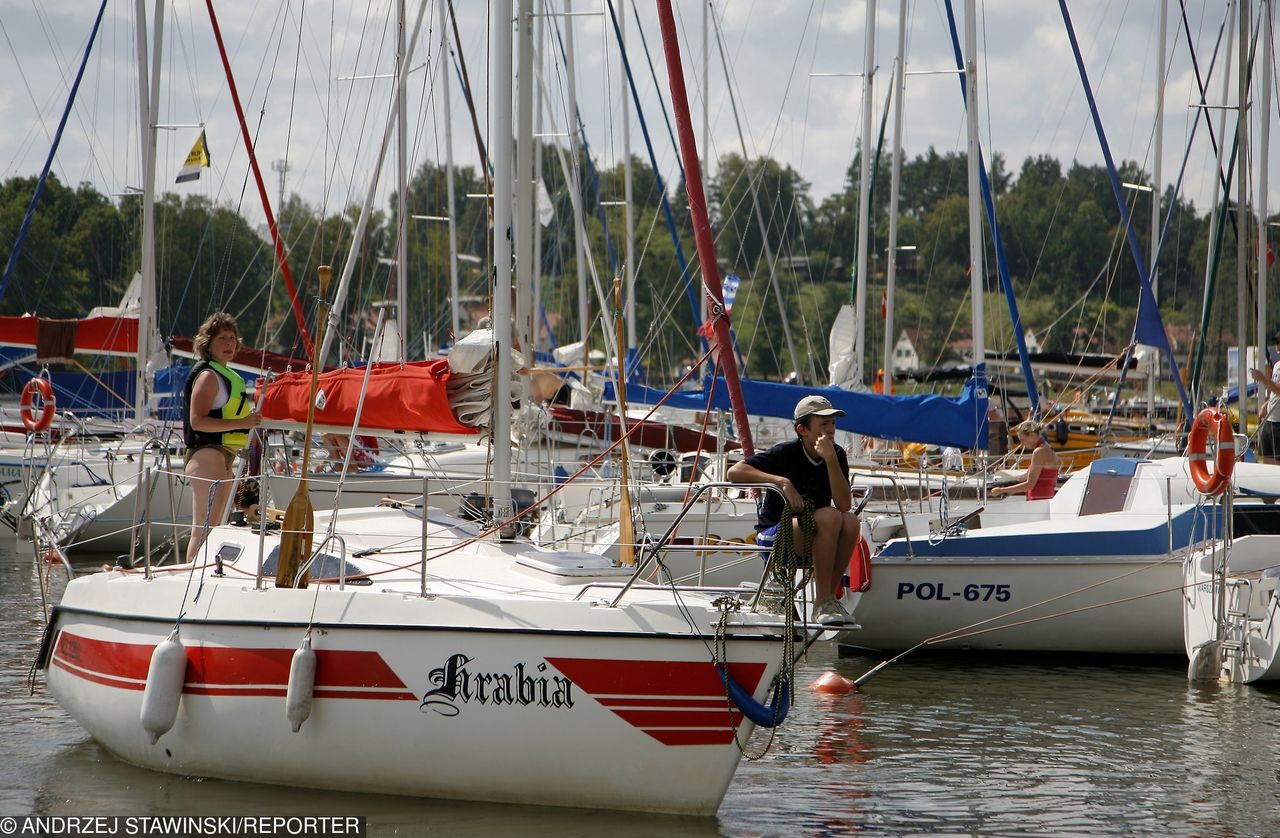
<box><xmin>0</xmin><ymin>0</ymin><xmax>1274</xmax><ymax>231</ymax></box>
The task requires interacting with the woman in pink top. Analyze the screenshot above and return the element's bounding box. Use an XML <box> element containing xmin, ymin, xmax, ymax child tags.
<box><xmin>990</xmin><ymin>420</ymin><xmax>1062</xmax><ymax>500</ymax></box>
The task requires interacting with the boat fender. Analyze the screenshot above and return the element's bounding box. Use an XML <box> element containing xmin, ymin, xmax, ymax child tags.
<box><xmin>140</xmin><ymin>629</ymin><xmax>187</xmax><ymax>744</ymax></box>
<box><xmin>1186</xmin><ymin>407</ymin><xmax>1235</xmax><ymax>496</ymax></box>
<box><xmin>1053</xmin><ymin>418</ymin><xmax>1070</xmax><ymax>446</ymax></box>
<box><xmin>285</xmin><ymin>636</ymin><xmax>317</xmax><ymax>732</ymax></box>
<box><xmin>716</xmin><ymin>665</ymin><xmax>790</xmax><ymax>728</ymax></box>
<box><xmin>20</xmin><ymin>377</ymin><xmax>56</xmax><ymax>433</ymax></box>
<box><xmin>836</xmin><ymin>534</ymin><xmax>872</xmax><ymax>598</ymax></box>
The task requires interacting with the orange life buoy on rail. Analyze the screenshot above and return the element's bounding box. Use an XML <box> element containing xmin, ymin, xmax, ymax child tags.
<box><xmin>19</xmin><ymin>377</ymin><xmax>55</xmax><ymax>433</ymax></box>
<box><xmin>1186</xmin><ymin>407</ymin><xmax>1234</xmax><ymax>496</ymax></box>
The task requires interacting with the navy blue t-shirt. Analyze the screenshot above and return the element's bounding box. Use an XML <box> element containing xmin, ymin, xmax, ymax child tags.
<box><xmin>744</xmin><ymin>437</ymin><xmax>850</xmax><ymax>530</ymax></box>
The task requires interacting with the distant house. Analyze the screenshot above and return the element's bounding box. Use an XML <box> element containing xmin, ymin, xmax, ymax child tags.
<box><xmin>1024</xmin><ymin>330</ymin><xmax>1042</xmax><ymax>354</ymax></box>
<box><xmin>893</xmin><ymin>329</ymin><xmax>921</xmax><ymax>372</ymax></box>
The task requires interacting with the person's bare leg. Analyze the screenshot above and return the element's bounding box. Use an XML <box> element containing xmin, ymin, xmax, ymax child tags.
<box><xmin>186</xmin><ymin>449</ymin><xmax>232</xmax><ymax>561</ymax></box>
<box><xmin>810</xmin><ymin>507</ymin><xmax>843</xmax><ymax>602</ymax></box>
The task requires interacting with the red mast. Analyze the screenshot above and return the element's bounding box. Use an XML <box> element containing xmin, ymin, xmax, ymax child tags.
<box><xmin>204</xmin><ymin>0</ymin><xmax>313</xmax><ymax>358</ymax></box>
<box><xmin>654</xmin><ymin>1</ymin><xmax>754</xmax><ymax>456</ymax></box>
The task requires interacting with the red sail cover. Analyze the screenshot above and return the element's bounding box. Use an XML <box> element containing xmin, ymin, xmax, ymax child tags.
<box><xmin>0</xmin><ymin>315</ymin><xmax>138</xmax><ymax>356</ymax></box>
<box><xmin>258</xmin><ymin>359</ymin><xmax>476</xmax><ymax>435</ymax></box>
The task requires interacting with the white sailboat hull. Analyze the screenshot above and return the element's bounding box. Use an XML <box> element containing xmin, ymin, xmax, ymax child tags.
<box><xmin>840</xmin><ymin>457</ymin><xmax>1271</xmax><ymax>655</ymax></box>
<box><xmin>1183</xmin><ymin>534</ymin><xmax>1280</xmax><ymax>683</ymax></box>
<box><xmin>43</xmin><ymin>513</ymin><xmax>788</xmax><ymax>815</ymax></box>
<box><xmin>843</xmin><ymin>554</ymin><xmax>1182</xmax><ymax>653</ymax></box>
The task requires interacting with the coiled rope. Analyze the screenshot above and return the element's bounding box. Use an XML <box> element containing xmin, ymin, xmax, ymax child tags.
<box><xmin>710</xmin><ymin>499</ymin><xmax>818</xmax><ymax>756</ymax></box>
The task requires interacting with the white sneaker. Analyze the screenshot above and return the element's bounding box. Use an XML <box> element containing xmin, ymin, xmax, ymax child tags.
<box><xmin>811</xmin><ymin>600</ymin><xmax>846</xmax><ymax>626</ymax></box>
<box><xmin>832</xmin><ymin>598</ymin><xmax>860</xmax><ymax>629</ymax></box>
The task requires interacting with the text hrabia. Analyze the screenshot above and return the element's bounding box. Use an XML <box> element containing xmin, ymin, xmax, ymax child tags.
<box><xmin>419</xmin><ymin>653</ymin><xmax>575</xmax><ymax>716</ymax></box>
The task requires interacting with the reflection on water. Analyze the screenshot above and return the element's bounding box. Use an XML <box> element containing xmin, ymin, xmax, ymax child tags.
<box><xmin>4</xmin><ymin>545</ymin><xmax>1280</xmax><ymax>836</ymax></box>
<box><xmin>32</xmin><ymin>741</ymin><xmax>722</xmax><ymax>838</ymax></box>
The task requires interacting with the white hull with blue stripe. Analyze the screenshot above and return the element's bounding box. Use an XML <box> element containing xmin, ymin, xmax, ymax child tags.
<box><xmin>841</xmin><ymin>457</ymin><xmax>1280</xmax><ymax>655</ymax></box>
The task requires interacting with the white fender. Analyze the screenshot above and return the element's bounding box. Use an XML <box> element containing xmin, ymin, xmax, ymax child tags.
<box><xmin>140</xmin><ymin>629</ymin><xmax>187</xmax><ymax>744</ymax></box>
<box><xmin>285</xmin><ymin>636</ymin><xmax>317</xmax><ymax>732</ymax></box>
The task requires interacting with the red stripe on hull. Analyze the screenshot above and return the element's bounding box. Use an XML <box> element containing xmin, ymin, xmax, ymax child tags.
<box><xmin>598</xmin><ymin>697</ymin><xmax>731</xmax><ymax>709</ymax></box>
<box><xmin>643</xmin><ymin>728</ymin><xmax>739</xmax><ymax>746</ymax></box>
<box><xmin>184</xmin><ymin>686</ymin><xmax>288</xmax><ymax>697</ymax></box>
<box><xmin>51</xmin><ymin>631</ymin><xmax>412</xmax><ymax>698</ymax></box>
<box><xmin>312</xmin><ymin>689</ymin><xmax>417</xmax><ymax>701</ymax></box>
<box><xmin>546</xmin><ymin>658</ymin><xmax>765</xmax><ymax>697</ymax></box>
<box><xmin>612</xmin><ymin>708</ymin><xmax>743</xmax><ymax>728</ymax></box>
<box><xmin>51</xmin><ymin>658</ymin><xmax>145</xmax><ymax>692</ymax></box>
<box><xmin>54</xmin><ymin>632</ymin><xmax>151</xmax><ymax>681</ymax></box>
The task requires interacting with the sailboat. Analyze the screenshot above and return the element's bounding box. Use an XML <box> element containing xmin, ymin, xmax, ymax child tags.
<box><xmin>38</xmin><ymin>0</ymin><xmax>803</xmax><ymax>815</ymax></box>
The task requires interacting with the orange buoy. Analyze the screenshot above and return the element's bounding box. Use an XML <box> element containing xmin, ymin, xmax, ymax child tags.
<box><xmin>20</xmin><ymin>377</ymin><xmax>56</xmax><ymax>433</ymax></box>
<box><xmin>809</xmin><ymin>671</ymin><xmax>857</xmax><ymax>693</ymax></box>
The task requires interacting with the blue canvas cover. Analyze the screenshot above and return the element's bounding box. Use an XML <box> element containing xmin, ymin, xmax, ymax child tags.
<box><xmin>611</xmin><ymin>367</ymin><xmax>990</xmax><ymax>451</ymax></box>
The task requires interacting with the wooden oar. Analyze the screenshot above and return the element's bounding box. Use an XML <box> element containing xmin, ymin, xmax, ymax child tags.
<box><xmin>613</xmin><ymin>277</ymin><xmax>636</xmax><ymax>566</ymax></box>
<box><xmin>276</xmin><ymin>265</ymin><xmax>332</xmax><ymax>589</ymax></box>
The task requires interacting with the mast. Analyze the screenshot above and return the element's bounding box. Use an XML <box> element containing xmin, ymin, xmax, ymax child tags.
<box><xmin>1236</xmin><ymin>0</ymin><xmax>1249</xmax><ymax>414</ymax></box>
<box><xmin>853</xmin><ymin>0</ymin><xmax>877</xmax><ymax>387</ymax></box>
<box><xmin>1147</xmin><ymin>0</ymin><xmax>1166</xmax><ymax>426</ymax></box>
<box><xmin>564</xmin><ymin>0</ymin><xmax>590</xmax><ymax>357</ymax></box>
<box><xmin>440</xmin><ymin>0</ymin><xmax>461</xmax><ymax>347</ymax></box>
<box><xmin>516</xmin><ymin>0</ymin><xmax>535</xmax><ymax>371</ymax></box>
<box><xmin>1194</xmin><ymin>0</ymin><xmax>1237</xmax><ymax>408</ymax></box>
<box><xmin>1258</xmin><ymin>0</ymin><xmax>1272</xmax><ymax>414</ymax></box>
<box><xmin>533</xmin><ymin>3</ymin><xmax>546</xmax><ymax>352</ymax></box>
<box><xmin>395</xmin><ymin>0</ymin><xmax>408</xmax><ymax>360</ymax></box>
<box><xmin>964</xmin><ymin>0</ymin><xmax>984</xmax><ymax>379</ymax></box>
<box><xmin>655</xmin><ymin>0</ymin><xmax>754</xmax><ymax>456</ymax></box>
<box><xmin>882</xmin><ymin>0</ymin><xmax>907</xmax><ymax>397</ymax></box>
<box><xmin>621</xmin><ymin>0</ymin><xmax>637</xmax><ymax>358</ymax></box>
<box><xmin>701</xmin><ymin>0</ymin><xmax>711</xmax><ymax>335</ymax></box>
<box><xmin>134</xmin><ymin>0</ymin><xmax>163</xmax><ymax>424</ymax></box>
<box><xmin>491</xmin><ymin>0</ymin><xmax>516</xmax><ymax>520</ymax></box>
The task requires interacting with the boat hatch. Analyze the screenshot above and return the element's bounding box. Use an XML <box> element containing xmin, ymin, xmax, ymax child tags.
<box><xmin>516</xmin><ymin>552</ymin><xmax>634</xmax><ymax>578</ymax></box>
<box><xmin>1079</xmin><ymin>458</ymin><xmax>1141</xmax><ymax>516</ymax></box>
<box><xmin>260</xmin><ymin>546</ymin><xmax>371</xmax><ymax>585</ymax></box>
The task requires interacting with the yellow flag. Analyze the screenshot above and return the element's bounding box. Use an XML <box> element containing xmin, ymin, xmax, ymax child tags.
<box><xmin>175</xmin><ymin>130</ymin><xmax>210</xmax><ymax>183</ymax></box>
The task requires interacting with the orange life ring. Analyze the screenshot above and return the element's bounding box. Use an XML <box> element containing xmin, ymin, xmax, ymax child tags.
<box><xmin>1186</xmin><ymin>407</ymin><xmax>1234</xmax><ymax>496</ymax></box>
<box><xmin>20</xmin><ymin>377</ymin><xmax>56</xmax><ymax>433</ymax></box>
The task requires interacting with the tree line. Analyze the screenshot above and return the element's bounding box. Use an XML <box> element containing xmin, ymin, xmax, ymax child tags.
<box><xmin>0</xmin><ymin>144</ymin><xmax>1260</xmax><ymax>392</ymax></box>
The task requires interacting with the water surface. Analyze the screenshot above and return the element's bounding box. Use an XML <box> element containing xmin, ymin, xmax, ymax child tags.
<box><xmin>3</xmin><ymin>543</ymin><xmax>1278</xmax><ymax>836</ymax></box>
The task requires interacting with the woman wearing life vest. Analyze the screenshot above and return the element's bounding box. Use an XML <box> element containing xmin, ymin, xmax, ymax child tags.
<box><xmin>184</xmin><ymin>312</ymin><xmax>261</xmax><ymax>560</ymax></box>
<box><xmin>990</xmin><ymin>419</ymin><xmax>1061</xmax><ymax>500</ymax></box>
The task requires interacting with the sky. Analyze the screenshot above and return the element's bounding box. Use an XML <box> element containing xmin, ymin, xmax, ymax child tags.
<box><xmin>0</xmin><ymin>1</ymin><xmax>1276</xmax><ymax>239</ymax></box>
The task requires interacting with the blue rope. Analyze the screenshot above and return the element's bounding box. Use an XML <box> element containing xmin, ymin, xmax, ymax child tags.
<box><xmin>717</xmin><ymin>666</ymin><xmax>790</xmax><ymax>728</ymax></box>
<box><xmin>0</xmin><ymin>0</ymin><xmax>109</xmax><ymax>305</ymax></box>
<box><xmin>1057</xmin><ymin>0</ymin><xmax>1193</xmax><ymax>422</ymax></box>
<box><xmin>941</xmin><ymin>1</ymin><xmax>1040</xmax><ymax>416</ymax></box>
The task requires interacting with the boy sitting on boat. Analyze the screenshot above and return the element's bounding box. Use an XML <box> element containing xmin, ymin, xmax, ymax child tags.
<box><xmin>726</xmin><ymin>395</ymin><xmax>860</xmax><ymax>625</ymax></box>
